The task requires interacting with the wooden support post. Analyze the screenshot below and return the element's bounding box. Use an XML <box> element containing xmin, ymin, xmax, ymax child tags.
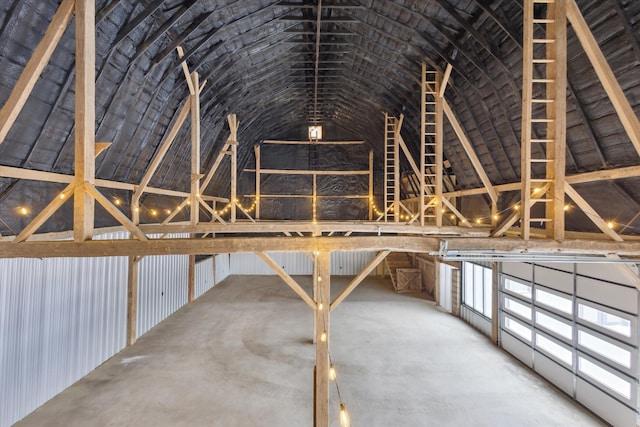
<box><xmin>0</xmin><ymin>0</ymin><xmax>75</xmax><ymax>144</ymax></box>
<box><xmin>435</xmin><ymin>76</ymin><xmax>444</xmax><ymax>227</ymax></box>
<box><xmin>190</xmin><ymin>72</ymin><xmax>200</xmax><ymax>226</ymax></box>
<box><xmin>188</xmin><ymin>254</ymin><xmax>195</xmax><ymax>302</ymax></box>
<box><xmin>313</xmin><ymin>173</ymin><xmax>317</xmax><ymax>222</ymax></box>
<box><xmin>368</xmin><ymin>150</ymin><xmax>374</xmax><ymax>221</ymax></box>
<box><xmin>314</xmin><ymin>251</ymin><xmax>330</xmax><ymax>427</ymax></box>
<box><xmin>521</xmin><ymin>0</ymin><xmax>534</xmax><ymax>241</ymax></box>
<box><xmin>547</xmin><ymin>1</ymin><xmax>567</xmax><ymax>240</ymax></box>
<box><xmin>255</xmin><ymin>145</ymin><xmax>261</xmax><ymax>220</ymax></box>
<box><xmin>74</xmin><ymin>0</ymin><xmax>96</xmax><ymax>242</ymax></box>
<box><xmin>229</xmin><ymin>115</ymin><xmax>238</xmax><ymax>223</ymax></box>
<box><xmin>127</xmin><ymin>255</ymin><xmax>139</xmax><ymax>346</ymax></box>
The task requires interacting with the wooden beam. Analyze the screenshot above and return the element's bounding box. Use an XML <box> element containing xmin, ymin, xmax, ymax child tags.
<box><xmin>177</xmin><ymin>46</ymin><xmax>195</xmax><ymax>95</ymax></box>
<box><xmin>243</xmin><ymin>169</ymin><xmax>369</xmax><ymax>176</ymax></box>
<box><xmin>5</xmin><ymin>235</ymin><xmax>640</xmax><ymax>258</ymax></box>
<box><xmin>314</xmin><ymin>251</ymin><xmax>331</xmax><ymax>427</ymax></box>
<box><xmin>435</xmin><ymin>76</ymin><xmax>444</xmax><ymax>227</ymax></box>
<box><xmin>133</xmin><ymin>99</ymin><xmax>190</xmax><ymax>204</ymax></box>
<box><xmin>439</xmin><ymin>63</ymin><xmax>453</xmax><ymax>97</ymax></box>
<box><xmin>492</xmin><ymin>185</ymin><xmax>550</xmax><ymax>237</ymax></box>
<box><xmin>0</xmin><ymin>0</ymin><xmax>75</xmax><ymax>144</ymax></box>
<box><xmin>521</xmin><ymin>0</ymin><xmax>534</xmax><ymax>241</ymax></box>
<box><xmin>13</xmin><ymin>181</ymin><xmax>76</xmax><ymax>243</ymax></box>
<box><xmin>394</xmin><ymin>115</ymin><xmax>402</xmax><ymax>223</ymax></box>
<box><xmin>191</xmin><ymin>72</ymin><xmax>201</xmax><ymax>226</ymax></box>
<box><xmin>368</xmin><ymin>150</ymin><xmax>373</xmax><ymax>221</ymax></box>
<box><xmin>229</xmin><ymin>114</ymin><xmax>238</xmax><ymax>223</ymax></box>
<box><xmin>564</xmin><ymin>182</ymin><xmax>623</xmax><ymax>242</ymax></box>
<box><xmin>442</xmin><ymin>198</ymin><xmax>471</xmax><ymax>228</ymax></box>
<box><xmin>398</xmin><ymin>135</ymin><xmax>421</xmax><ymax>178</ymax></box>
<box><xmin>127</xmin><ymin>255</ymin><xmax>139</xmax><ymax>346</ymax></box>
<box><xmin>200</xmin><ymin>142</ymin><xmax>230</xmax><ymax>193</ymax></box>
<box><xmin>443</xmin><ymin>99</ymin><xmax>497</xmax><ymax>203</ymax></box>
<box><xmin>255</xmin><ymin>145</ymin><xmax>261</xmax><ymax>220</ymax></box>
<box><xmin>262</xmin><ymin>140</ymin><xmax>364</xmax><ymax>145</ymax></box>
<box><xmin>85</xmin><ymin>183</ymin><xmax>148</xmax><ymax>241</ymax></box>
<box><xmin>567</xmin><ymin>0</ymin><xmax>640</xmax><ymax>156</ymax></box>
<box><xmin>256</xmin><ymin>252</ymin><xmax>316</xmax><ymax>309</ymax></box>
<box><xmin>330</xmin><ymin>250</ymin><xmax>390</xmax><ymax>311</ymax></box>
<box><xmin>95</xmin><ymin>142</ymin><xmax>111</xmax><ymax>158</ymax></box>
<box><xmin>74</xmin><ymin>0</ymin><xmax>96</xmax><ymax>242</ymax></box>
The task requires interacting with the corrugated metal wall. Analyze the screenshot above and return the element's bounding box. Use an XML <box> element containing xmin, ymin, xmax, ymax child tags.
<box><xmin>215</xmin><ymin>254</ymin><xmax>230</xmax><ymax>283</ymax></box>
<box><xmin>0</xmin><ymin>233</ymin><xmax>128</xmax><ymax>427</ymax></box>
<box><xmin>229</xmin><ymin>251</ymin><xmax>375</xmax><ymax>275</ymax></box>
<box><xmin>194</xmin><ymin>258</ymin><xmax>214</xmax><ymax>298</ymax></box>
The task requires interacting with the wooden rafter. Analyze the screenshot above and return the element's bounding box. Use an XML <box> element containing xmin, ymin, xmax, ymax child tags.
<box><xmin>0</xmin><ymin>0</ymin><xmax>75</xmax><ymax>145</ymax></box>
<box><xmin>564</xmin><ymin>183</ymin><xmax>623</xmax><ymax>242</ymax></box>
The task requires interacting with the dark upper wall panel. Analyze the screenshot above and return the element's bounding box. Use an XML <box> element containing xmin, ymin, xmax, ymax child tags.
<box><xmin>0</xmin><ymin>0</ymin><xmax>638</xmax><ymax>235</ymax></box>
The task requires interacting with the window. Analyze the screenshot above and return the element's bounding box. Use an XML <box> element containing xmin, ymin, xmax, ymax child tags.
<box><xmin>535</xmin><ymin>289</ymin><xmax>572</xmax><ymax>315</ymax></box>
<box><xmin>578</xmin><ymin>304</ymin><xmax>631</xmax><ymax>338</ymax></box>
<box><xmin>504</xmin><ymin>278</ymin><xmax>531</xmax><ymax>299</ymax></box>
<box><xmin>536</xmin><ymin>311</ymin><xmax>573</xmax><ymax>341</ymax></box>
<box><xmin>505</xmin><ymin>316</ymin><xmax>532</xmax><ymax>342</ymax></box>
<box><xmin>536</xmin><ymin>333</ymin><xmax>573</xmax><ymax>366</ymax></box>
<box><xmin>461</xmin><ymin>262</ymin><xmax>493</xmax><ymax>318</ymax></box>
<box><xmin>578</xmin><ymin>357</ymin><xmax>631</xmax><ymax>400</ymax></box>
<box><xmin>578</xmin><ymin>331</ymin><xmax>631</xmax><ymax>369</ymax></box>
<box><xmin>504</xmin><ymin>297</ymin><xmax>532</xmax><ymax>320</ymax></box>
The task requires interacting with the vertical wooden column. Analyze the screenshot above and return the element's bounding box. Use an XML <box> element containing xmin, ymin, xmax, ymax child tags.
<box><xmin>420</xmin><ymin>62</ymin><xmax>427</xmax><ymax>227</ymax></box>
<box><xmin>229</xmin><ymin>114</ymin><xmax>238</xmax><ymax>223</ymax></box>
<box><xmin>314</xmin><ymin>251</ymin><xmax>331</xmax><ymax>427</ymax></box>
<box><xmin>312</xmin><ymin>173</ymin><xmax>317</xmax><ymax>222</ymax></box>
<box><xmin>73</xmin><ymin>0</ymin><xmax>95</xmax><ymax>242</ymax></box>
<box><xmin>521</xmin><ymin>0</ymin><xmax>534</xmax><ymax>240</ymax></box>
<box><xmin>255</xmin><ymin>145</ymin><xmax>261</xmax><ymax>220</ymax></box>
<box><xmin>190</xmin><ymin>72</ymin><xmax>200</xmax><ymax>226</ymax></box>
<box><xmin>188</xmin><ymin>254</ymin><xmax>196</xmax><ymax>303</ymax></box>
<box><xmin>546</xmin><ymin>1</ymin><xmax>567</xmax><ymax>240</ymax></box>
<box><xmin>127</xmin><ymin>256</ymin><xmax>139</xmax><ymax>346</ymax></box>
<box><xmin>435</xmin><ymin>73</ymin><xmax>444</xmax><ymax>227</ymax></box>
<box><xmin>368</xmin><ymin>150</ymin><xmax>374</xmax><ymax>221</ymax></box>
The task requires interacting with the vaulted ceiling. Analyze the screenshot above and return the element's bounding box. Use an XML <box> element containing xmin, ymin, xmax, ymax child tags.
<box><xmin>0</xmin><ymin>0</ymin><xmax>638</xmax><ymax>235</ymax></box>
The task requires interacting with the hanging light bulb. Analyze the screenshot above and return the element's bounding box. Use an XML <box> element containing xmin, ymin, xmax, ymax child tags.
<box><xmin>318</xmin><ymin>303</ymin><xmax>324</xmax><ymax>311</ymax></box>
<box><xmin>339</xmin><ymin>403</ymin><xmax>350</xmax><ymax>427</ymax></box>
<box><xmin>607</xmin><ymin>221</ymin><xmax>615</xmax><ymax>229</ymax></box>
<box><xmin>114</xmin><ymin>198</ymin><xmax>121</xmax><ymax>206</ymax></box>
<box><xmin>320</xmin><ymin>331</ymin><xmax>327</xmax><ymax>342</ymax></box>
<box><xmin>329</xmin><ymin>364</ymin><xmax>336</xmax><ymax>381</ymax></box>
<box><xmin>18</xmin><ymin>206</ymin><xmax>29</xmax><ymax>216</ymax></box>
<box><xmin>563</xmin><ymin>204</ymin><xmax>570</xmax><ymax>211</ymax></box>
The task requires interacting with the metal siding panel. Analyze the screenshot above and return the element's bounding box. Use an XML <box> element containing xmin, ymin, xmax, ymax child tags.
<box><xmin>215</xmin><ymin>254</ymin><xmax>230</xmax><ymax>283</ymax></box>
<box><xmin>0</xmin><ymin>244</ymin><xmax>127</xmax><ymax>427</ymax></box>
<box><xmin>461</xmin><ymin>305</ymin><xmax>492</xmax><ymax>337</ymax></box>
<box><xmin>195</xmin><ymin>258</ymin><xmax>215</xmax><ymax>298</ymax></box>
<box><xmin>330</xmin><ymin>251</ymin><xmax>375</xmax><ymax>275</ymax></box>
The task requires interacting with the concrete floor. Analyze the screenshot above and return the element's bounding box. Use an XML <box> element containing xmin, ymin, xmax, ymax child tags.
<box><xmin>17</xmin><ymin>275</ymin><xmax>604</xmax><ymax>427</ymax></box>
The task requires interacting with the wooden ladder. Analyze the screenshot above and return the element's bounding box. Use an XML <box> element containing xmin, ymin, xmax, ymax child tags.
<box><xmin>384</xmin><ymin>113</ymin><xmax>399</xmax><ymax>222</ymax></box>
<box><xmin>420</xmin><ymin>62</ymin><xmax>442</xmax><ymax>226</ymax></box>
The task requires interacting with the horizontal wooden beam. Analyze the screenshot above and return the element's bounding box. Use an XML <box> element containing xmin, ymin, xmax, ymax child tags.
<box><xmin>138</xmin><ymin>221</ymin><xmax>490</xmax><ymax>237</ymax></box>
<box><xmin>4</xmin><ymin>235</ymin><xmax>639</xmax><ymax>259</ymax></box>
<box><xmin>0</xmin><ymin>165</ymin><xmax>228</xmax><ymax>202</ymax></box>
<box><xmin>243</xmin><ymin>169</ymin><xmax>369</xmax><ymax>176</ymax></box>
<box><xmin>262</xmin><ymin>140</ymin><xmax>364</xmax><ymax>145</ymax></box>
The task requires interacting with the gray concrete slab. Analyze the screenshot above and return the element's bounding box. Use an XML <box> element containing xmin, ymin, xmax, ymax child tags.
<box><xmin>17</xmin><ymin>276</ymin><xmax>604</xmax><ymax>427</ymax></box>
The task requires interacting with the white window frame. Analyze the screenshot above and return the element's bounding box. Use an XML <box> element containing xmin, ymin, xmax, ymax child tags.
<box><xmin>461</xmin><ymin>262</ymin><xmax>493</xmax><ymax>319</ymax></box>
<box><xmin>577</xmin><ymin>299</ymin><xmax>637</xmax><ymax>346</ymax></box>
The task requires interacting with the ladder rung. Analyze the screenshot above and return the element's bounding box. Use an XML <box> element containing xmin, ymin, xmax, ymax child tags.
<box><xmin>531</xmin><ymin>118</ymin><xmax>554</xmax><ymax>123</ymax></box>
<box><xmin>530</xmin><ymin>218</ymin><xmax>553</xmax><ymax>222</ymax></box>
<box><xmin>532</xmin><ymin>79</ymin><xmax>554</xmax><ymax>83</ymax></box>
<box><xmin>531</xmin><ymin>139</ymin><xmax>554</xmax><ymax>143</ymax></box>
<box><xmin>531</xmin><ymin>179</ymin><xmax>552</xmax><ymax>183</ymax></box>
<box><xmin>533</xmin><ymin>39</ymin><xmax>555</xmax><ymax>44</ymax></box>
<box><xmin>531</xmin><ymin>159</ymin><xmax>553</xmax><ymax>163</ymax></box>
<box><xmin>534</xmin><ymin>199</ymin><xmax>554</xmax><ymax>202</ymax></box>
<box><xmin>532</xmin><ymin>19</ymin><xmax>555</xmax><ymax>24</ymax></box>
<box><xmin>532</xmin><ymin>99</ymin><xmax>554</xmax><ymax>103</ymax></box>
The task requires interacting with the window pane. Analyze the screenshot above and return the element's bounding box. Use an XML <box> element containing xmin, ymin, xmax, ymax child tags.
<box><xmin>505</xmin><ymin>316</ymin><xmax>532</xmax><ymax>342</ymax></box>
<box><xmin>578</xmin><ymin>357</ymin><xmax>631</xmax><ymax>400</ymax></box>
<box><xmin>463</xmin><ymin>263</ymin><xmax>474</xmax><ymax>306</ymax></box>
<box><xmin>536</xmin><ymin>289</ymin><xmax>572</xmax><ymax>315</ymax></box>
<box><xmin>578</xmin><ymin>331</ymin><xmax>631</xmax><ymax>369</ymax></box>
<box><xmin>504</xmin><ymin>297</ymin><xmax>532</xmax><ymax>320</ymax></box>
<box><xmin>473</xmin><ymin>265</ymin><xmax>484</xmax><ymax>313</ymax></box>
<box><xmin>504</xmin><ymin>278</ymin><xmax>532</xmax><ymax>299</ymax></box>
<box><xmin>536</xmin><ymin>311</ymin><xmax>573</xmax><ymax>340</ymax></box>
<box><xmin>483</xmin><ymin>274</ymin><xmax>492</xmax><ymax>318</ymax></box>
<box><xmin>536</xmin><ymin>333</ymin><xmax>573</xmax><ymax>366</ymax></box>
<box><xmin>578</xmin><ymin>304</ymin><xmax>631</xmax><ymax>338</ymax></box>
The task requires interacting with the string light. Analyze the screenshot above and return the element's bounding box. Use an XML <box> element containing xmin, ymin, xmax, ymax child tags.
<box><xmin>329</xmin><ymin>365</ymin><xmax>336</xmax><ymax>381</ymax></box>
<box><xmin>563</xmin><ymin>204</ymin><xmax>571</xmax><ymax>211</ymax></box>
<box><xmin>165</xmin><ymin>209</ymin><xmax>171</xmax><ymax>215</ymax></box>
<box><xmin>607</xmin><ymin>221</ymin><xmax>615</xmax><ymax>229</ymax></box>
<box><xmin>59</xmin><ymin>192</ymin><xmax>66</xmax><ymax>199</ymax></box>
<box><xmin>18</xmin><ymin>206</ymin><xmax>29</xmax><ymax>216</ymax></box>
<box><xmin>318</xmin><ymin>303</ymin><xmax>324</xmax><ymax>311</ymax></box>
<box><xmin>339</xmin><ymin>403</ymin><xmax>351</xmax><ymax>427</ymax></box>
<box><xmin>150</xmin><ymin>209</ymin><xmax>158</xmax><ymax>217</ymax></box>
<box><xmin>320</xmin><ymin>331</ymin><xmax>327</xmax><ymax>342</ymax></box>
<box><xmin>114</xmin><ymin>198</ymin><xmax>121</xmax><ymax>206</ymax></box>
<box><xmin>493</xmin><ymin>214</ymin><xmax>499</xmax><ymax>221</ymax></box>
<box><xmin>475</xmin><ymin>218</ymin><xmax>482</xmax><ymax>224</ymax></box>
